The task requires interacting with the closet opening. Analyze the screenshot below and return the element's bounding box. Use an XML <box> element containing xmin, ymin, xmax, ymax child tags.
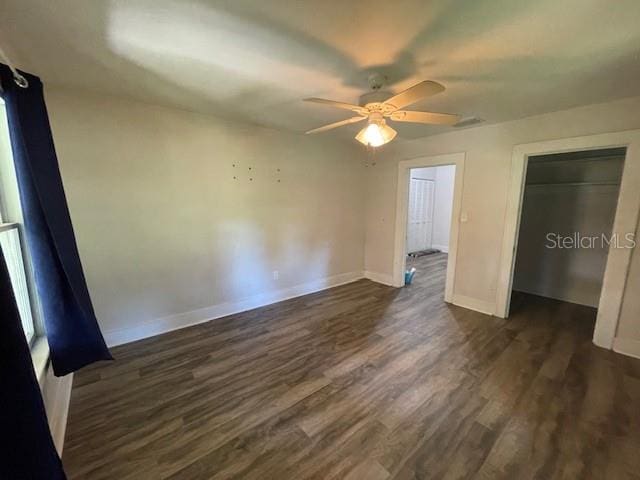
<box><xmin>510</xmin><ymin>147</ymin><xmax>627</xmax><ymax>327</ymax></box>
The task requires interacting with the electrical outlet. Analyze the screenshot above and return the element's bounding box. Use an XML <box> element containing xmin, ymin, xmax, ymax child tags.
<box><xmin>273</xmin><ymin>270</ymin><xmax>279</xmax><ymax>280</ymax></box>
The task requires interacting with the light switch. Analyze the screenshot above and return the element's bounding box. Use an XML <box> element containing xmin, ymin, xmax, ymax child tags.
<box><xmin>460</xmin><ymin>212</ymin><xmax>468</xmax><ymax>223</ymax></box>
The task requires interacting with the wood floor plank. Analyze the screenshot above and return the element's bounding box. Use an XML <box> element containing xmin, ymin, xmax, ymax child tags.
<box><xmin>63</xmin><ymin>253</ymin><xmax>640</xmax><ymax>479</ymax></box>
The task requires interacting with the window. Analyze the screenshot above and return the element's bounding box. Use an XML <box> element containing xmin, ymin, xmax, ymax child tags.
<box><xmin>0</xmin><ymin>97</ymin><xmax>40</xmax><ymax>344</ymax></box>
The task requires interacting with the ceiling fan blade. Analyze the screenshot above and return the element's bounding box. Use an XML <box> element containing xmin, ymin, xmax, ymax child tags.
<box><xmin>305</xmin><ymin>116</ymin><xmax>366</xmax><ymax>134</ymax></box>
<box><xmin>304</xmin><ymin>98</ymin><xmax>367</xmax><ymax>115</ymax></box>
<box><xmin>384</xmin><ymin>81</ymin><xmax>445</xmax><ymax>110</ymax></box>
<box><xmin>390</xmin><ymin>110</ymin><xmax>461</xmax><ymax>125</ymax></box>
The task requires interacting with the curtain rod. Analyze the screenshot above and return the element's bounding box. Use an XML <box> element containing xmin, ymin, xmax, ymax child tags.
<box><xmin>0</xmin><ymin>44</ymin><xmax>29</xmax><ymax>89</ymax></box>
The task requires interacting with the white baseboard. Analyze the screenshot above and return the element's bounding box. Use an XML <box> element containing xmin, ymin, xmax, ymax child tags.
<box><xmin>512</xmin><ymin>287</ymin><xmax>598</xmax><ymax>308</ymax></box>
<box><xmin>364</xmin><ymin>270</ymin><xmax>396</xmax><ymax>286</ymax></box>
<box><xmin>612</xmin><ymin>337</ymin><xmax>640</xmax><ymax>360</ymax></box>
<box><xmin>42</xmin><ymin>367</ymin><xmax>73</xmax><ymax>455</ymax></box>
<box><xmin>432</xmin><ymin>244</ymin><xmax>449</xmax><ymax>253</ymax></box>
<box><xmin>104</xmin><ymin>271</ymin><xmax>364</xmax><ymax>347</ymax></box>
<box><xmin>451</xmin><ymin>294</ymin><xmax>495</xmax><ymax>316</ymax></box>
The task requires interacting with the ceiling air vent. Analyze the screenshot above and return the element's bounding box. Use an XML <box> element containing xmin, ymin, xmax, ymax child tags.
<box><xmin>453</xmin><ymin>117</ymin><xmax>484</xmax><ymax>128</ymax></box>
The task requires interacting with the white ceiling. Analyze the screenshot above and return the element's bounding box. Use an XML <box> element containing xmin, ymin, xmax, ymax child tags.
<box><xmin>2</xmin><ymin>0</ymin><xmax>640</xmax><ymax>140</ymax></box>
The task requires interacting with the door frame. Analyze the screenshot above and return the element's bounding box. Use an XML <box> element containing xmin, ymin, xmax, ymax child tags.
<box><xmin>495</xmin><ymin>130</ymin><xmax>640</xmax><ymax>349</ymax></box>
<box><xmin>392</xmin><ymin>152</ymin><xmax>465</xmax><ymax>303</ymax></box>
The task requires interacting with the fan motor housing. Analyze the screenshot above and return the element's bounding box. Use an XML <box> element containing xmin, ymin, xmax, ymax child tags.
<box><xmin>359</xmin><ymin>90</ymin><xmax>397</xmax><ymax>115</ymax></box>
<box><xmin>359</xmin><ymin>90</ymin><xmax>393</xmax><ymax>107</ymax></box>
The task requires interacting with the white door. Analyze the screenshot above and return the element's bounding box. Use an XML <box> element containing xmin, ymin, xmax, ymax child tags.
<box><xmin>407</xmin><ymin>178</ymin><xmax>435</xmax><ymax>253</ymax></box>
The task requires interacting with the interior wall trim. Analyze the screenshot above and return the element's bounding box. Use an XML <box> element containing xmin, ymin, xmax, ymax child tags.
<box><xmin>613</xmin><ymin>337</ymin><xmax>640</xmax><ymax>360</ymax></box>
<box><xmin>451</xmin><ymin>294</ymin><xmax>495</xmax><ymax>316</ymax></box>
<box><xmin>103</xmin><ymin>271</ymin><xmax>364</xmax><ymax>347</ymax></box>
<box><xmin>511</xmin><ymin>287</ymin><xmax>600</xmax><ymax>309</ymax></box>
<box><xmin>42</xmin><ymin>368</ymin><xmax>73</xmax><ymax>455</ymax></box>
<box><xmin>364</xmin><ymin>271</ymin><xmax>395</xmax><ymax>286</ymax></box>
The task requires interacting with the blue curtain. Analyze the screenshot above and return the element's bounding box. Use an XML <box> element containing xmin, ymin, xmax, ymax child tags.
<box><xmin>0</xmin><ymin>248</ymin><xmax>67</xmax><ymax>479</ymax></box>
<box><xmin>0</xmin><ymin>64</ymin><xmax>112</xmax><ymax>376</ymax></box>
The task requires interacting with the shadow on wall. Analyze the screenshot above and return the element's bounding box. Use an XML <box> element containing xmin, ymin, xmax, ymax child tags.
<box><xmin>101</xmin><ymin>0</ymin><xmax>544</xmax><ymax>136</ymax></box>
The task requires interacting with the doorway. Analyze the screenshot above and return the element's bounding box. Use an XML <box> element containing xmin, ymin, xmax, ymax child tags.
<box><xmin>496</xmin><ymin>130</ymin><xmax>640</xmax><ymax>350</ymax></box>
<box><xmin>405</xmin><ymin>164</ymin><xmax>456</xmax><ymax>299</ymax></box>
<box><xmin>393</xmin><ymin>153</ymin><xmax>465</xmax><ymax>303</ymax></box>
<box><xmin>406</xmin><ymin>165</ymin><xmax>456</xmax><ymax>256</ymax></box>
<box><xmin>510</xmin><ymin>148</ymin><xmax>625</xmax><ymax>316</ymax></box>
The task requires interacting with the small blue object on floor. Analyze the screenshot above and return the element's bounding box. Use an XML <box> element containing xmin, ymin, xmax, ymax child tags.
<box><xmin>405</xmin><ymin>267</ymin><xmax>417</xmax><ymax>285</ymax></box>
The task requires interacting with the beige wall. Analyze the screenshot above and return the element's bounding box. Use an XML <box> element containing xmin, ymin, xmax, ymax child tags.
<box><xmin>45</xmin><ymin>88</ymin><xmax>366</xmax><ymax>345</ymax></box>
<box><xmin>364</xmin><ymin>96</ymin><xmax>640</xmax><ymax>347</ymax></box>
<box><xmin>42</xmin><ymin>87</ymin><xmax>640</xmax><ymax>356</ymax></box>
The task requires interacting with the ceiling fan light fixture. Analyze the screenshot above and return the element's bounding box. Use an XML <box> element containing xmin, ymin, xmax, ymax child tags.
<box><xmin>304</xmin><ymin>79</ymin><xmax>459</xmax><ymax>146</ymax></box>
<box><xmin>355</xmin><ymin>118</ymin><xmax>396</xmax><ymax>147</ymax></box>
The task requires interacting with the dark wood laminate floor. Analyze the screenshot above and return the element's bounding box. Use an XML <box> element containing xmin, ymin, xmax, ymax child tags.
<box><xmin>63</xmin><ymin>253</ymin><xmax>640</xmax><ymax>479</ymax></box>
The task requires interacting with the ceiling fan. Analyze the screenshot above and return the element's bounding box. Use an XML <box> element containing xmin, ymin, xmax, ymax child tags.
<box><xmin>304</xmin><ymin>76</ymin><xmax>460</xmax><ymax>147</ymax></box>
